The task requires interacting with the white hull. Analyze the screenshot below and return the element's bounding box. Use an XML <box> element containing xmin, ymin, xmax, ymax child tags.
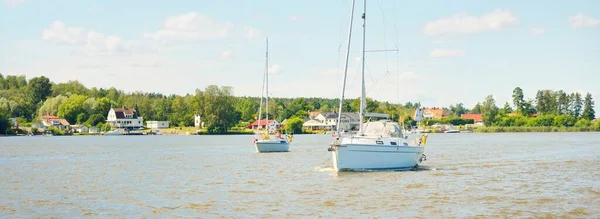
<box><xmin>331</xmin><ymin>136</ymin><xmax>425</xmax><ymax>171</ymax></box>
<box><xmin>332</xmin><ymin>144</ymin><xmax>424</xmax><ymax>171</ymax></box>
<box><xmin>255</xmin><ymin>140</ymin><xmax>290</xmax><ymax>152</ymax></box>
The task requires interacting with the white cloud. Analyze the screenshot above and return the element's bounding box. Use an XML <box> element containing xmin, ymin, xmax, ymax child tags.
<box><xmin>244</xmin><ymin>25</ymin><xmax>260</xmax><ymax>40</ymax></box>
<box><xmin>531</xmin><ymin>27</ymin><xmax>545</xmax><ymax>36</ymax></box>
<box><xmin>144</xmin><ymin>12</ymin><xmax>232</xmax><ymax>42</ymax></box>
<box><xmin>220</xmin><ymin>50</ymin><xmax>232</xmax><ymax>60</ymax></box>
<box><xmin>268</xmin><ymin>64</ymin><xmax>280</xmax><ymax>74</ymax></box>
<box><xmin>4</xmin><ymin>0</ymin><xmax>25</xmax><ymax>8</ymax></box>
<box><xmin>42</xmin><ymin>20</ymin><xmax>128</xmax><ymax>56</ymax></box>
<box><xmin>568</xmin><ymin>13</ymin><xmax>600</xmax><ymax>29</ymax></box>
<box><xmin>43</xmin><ymin>21</ymin><xmax>86</xmax><ymax>45</ymax></box>
<box><xmin>80</xmin><ymin>31</ymin><xmax>127</xmax><ymax>56</ymax></box>
<box><xmin>429</xmin><ymin>49</ymin><xmax>466</xmax><ymax>58</ymax></box>
<box><xmin>423</xmin><ymin>9</ymin><xmax>518</xmax><ymax>36</ymax></box>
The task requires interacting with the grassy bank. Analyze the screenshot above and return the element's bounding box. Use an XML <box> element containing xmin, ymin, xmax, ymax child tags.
<box><xmin>473</xmin><ymin>126</ymin><xmax>598</xmax><ymax>133</ymax></box>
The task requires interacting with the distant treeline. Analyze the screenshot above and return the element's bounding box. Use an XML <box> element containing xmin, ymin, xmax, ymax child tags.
<box><xmin>470</xmin><ymin>87</ymin><xmax>597</xmax><ymax>130</ymax></box>
<box><xmin>0</xmin><ymin>73</ymin><xmax>598</xmax><ymax>134</ymax></box>
<box><xmin>0</xmin><ymin>74</ymin><xmax>420</xmax><ymax>134</ymax></box>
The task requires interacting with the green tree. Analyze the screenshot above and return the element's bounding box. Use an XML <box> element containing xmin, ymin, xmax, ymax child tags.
<box><xmin>470</xmin><ymin>102</ymin><xmax>482</xmax><ymax>114</ymax></box>
<box><xmin>0</xmin><ymin>73</ymin><xmax>5</xmax><ymax>89</ymax></box>
<box><xmin>481</xmin><ymin>95</ymin><xmax>498</xmax><ymax>126</ymax></box>
<box><xmin>4</xmin><ymin>75</ymin><xmax>27</xmax><ymax>89</ymax></box>
<box><xmin>0</xmin><ymin>111</ymin><xmax>9</xmax><ymax>134</ymax></box>
<box><xmin>531</xmin><ymin>115</ymin><xmax>554</xmax><ymax>126</ymax></box>
<box><xmin>556</xmin><ymin>90</ymin><xmax>569</xmax><ymax>115</ymax></box>
<box><xmin>95</xmin><ymin>97</ymin><xmax>115</xmax><ymax>116</ymax></box>
<box><xmin>536</xmin><ymin>90</ymin><xmax>555</xmax><ymax>115</ymax></box>
<box><xmin>76</xmin><ymin>113</ymin><xmax>88</xmax><ymax>124</ymax></box>
<box><xmin>202</xmin><ymin>85</ymin><xmax>238</xmax><ymax>134</ymax></box>
<box><xmin>502</xmin><ymin>102</ymin><xmax>513</xmax><ymax>114</ymax></box>
<box><xmin>52</xmin><ymin>80</ymin><xmax>89</xmax><ymax>96</ymax></box>
<box><xmin>522</xmin><ymin>99</ymin><xmax>537</xmax><ymax>116</ymax></box>
<box><xmin>27</xmin><ymin>76</ymin><xmax>52</xmax><ymax>104</ymax></box>
<box><xmin>552</xmin><ymin>114</ymin><xmax>576</xmax><ymax>127</ymax></box>
<box><xmin>571</xmin><ymin>93</ymin><xmax>583</xmax><ymax>118</ymax></box>
<box><xmin>449</xmin><ymin>103</ymin><xmax>467</xmax><ymax>117</ymax></box>
<box><xmin>86</xmin><ymin>114</ymin><xmax>105</xmax><ymax>126</ymax></box>
<box><xmin>512</xmin><ymin>87</ymin><xmax>525</xmax><ymax>113</ymax></box>
<box><xmin>57</xmin><ymin>95</ymin><xmax>88</xmax><ymax>124</ymax></box>
<box><xmin>38</xmin><ymin>95</ymin><xmax>68</xmax><ymax>116</ymax></box>
<box><xmin>319</xmin><ymin>104</ymin><xmax>331</xmax><ymax>113</ymax></box>
<box><xmin>582</xmin><ymin>93</ymin><xmax>595</xmax><ymax>120</ymax></box>
<box><xmin>284</xmin><ymin>117</ymin><xmax>304</xmax><ymax>134</ymax></box>
<box><xmin>574</xmin><ymin>119</ymin><xmax>592</xmax><ymax>128</ymax></box>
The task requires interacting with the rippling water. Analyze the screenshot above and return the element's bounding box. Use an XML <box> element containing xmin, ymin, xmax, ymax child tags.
<box><xmin>1</xmin><ymin>133</ymin><xmax>599</xmax><ymax>218</ymax></box>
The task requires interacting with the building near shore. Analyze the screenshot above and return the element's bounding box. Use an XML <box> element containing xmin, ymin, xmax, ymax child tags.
<box><xmin>107</xmin><ymin>106</ymin><xmax>144</xmax><ymax>130</ymax></box>
<box><xmin>146</xmin><ymin>121</ymin><xmax>169</xmax><ymax>129</ymax></box>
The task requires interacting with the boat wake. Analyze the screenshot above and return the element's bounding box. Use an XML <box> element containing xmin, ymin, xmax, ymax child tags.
<box><xmin>314</xmin><ymin>166</ymin><xmax>336</xmax><ymax>172</ymax></box>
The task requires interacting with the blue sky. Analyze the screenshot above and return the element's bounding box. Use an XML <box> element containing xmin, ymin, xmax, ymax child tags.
<box><xmin>1</xmin><ymin>0</ymin><xmax>599</xmax><ymax>113</ymax></box>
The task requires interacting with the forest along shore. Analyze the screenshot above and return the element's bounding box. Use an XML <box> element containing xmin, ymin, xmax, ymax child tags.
<box><xmin>1</xmin><ymin>74</ymin><xmax>598</xmax><ymax>135</ymax></box>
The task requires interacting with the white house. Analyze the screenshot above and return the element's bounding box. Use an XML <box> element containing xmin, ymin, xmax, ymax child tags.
<box><xmin>106</xmin><ymin>106</ymin><xmax>144</xmax><ymax>130</ymax></box>
<box><xmin>302</xmin><ymin>119</ymin><xmax>333</xmax><ymax>131</ymax></box>
<box><xmin>194</xmin><ymin>114</ymin><xmax>202</xmax><ymax>128</ymax></box>
<box><xmin>89</xmin><ymin>126</ymin><xmax>100</xmax><ymax>134</ymax></box>
<box><xmin>70</xmin><ymin>125</ymin><xmax>89</xmax><ymax>133</ymax></box>
<box><xmin>314</xmin><ymin>112</ymin><xmax>360</xmax><ymax>131</ymax></box>
<box><xmin>146</xmin><ymin>121</ymin><xmax>169</xmax><ymax>129</ymax></box>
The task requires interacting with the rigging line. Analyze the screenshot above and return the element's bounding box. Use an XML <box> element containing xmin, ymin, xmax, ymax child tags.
<box><xmin>377</xmin><ymin>0</ymin><xmax>390</xmax><ymax>75</ymax></box>
<box><xmin>392</xmin><ymin>0</ymin><xmax>401</xmax><ymax>106</ymax></box>
<box><xmin>335</xmin><ymin>0</ymin><xmax>346</xmax><ymax>106</ymax></box>
<box><xmin>391</xmin><ymin>0</ymin><xmax>400</xmax><ymax>50</ymax></box>
<box><xmin>336</xmin><ymin>44</ymin><xmax>342</xmax><ymax>99</ymax></box>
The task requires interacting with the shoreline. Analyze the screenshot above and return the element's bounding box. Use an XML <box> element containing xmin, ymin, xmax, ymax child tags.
<box><xmin>2</xmin><ymin>129</ymin><xmax>598</xmax><ymax>137</ymax></box>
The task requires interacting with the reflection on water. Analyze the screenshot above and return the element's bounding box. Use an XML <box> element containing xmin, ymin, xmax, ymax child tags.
<box><xmin>0</xmin><ymin>133</ymin><xmax>599</xmax><ymax>218</ymax></box>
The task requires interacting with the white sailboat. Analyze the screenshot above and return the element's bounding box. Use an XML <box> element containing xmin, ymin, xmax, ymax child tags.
<box><xmin>254</xmin><ymin>37</ymin><xmax>292</xmax><ymax>153</ymax></box>
<box><xmin>328</xmin><ymin>0</ymin><xmax>428</xmax><ymax>171</ymax></box>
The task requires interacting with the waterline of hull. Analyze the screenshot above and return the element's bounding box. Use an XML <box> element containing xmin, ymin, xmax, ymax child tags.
<box><xmin>332</xmin><ymin>144</ymin><xmax>424</xmax><ymax>171</ymax></box>
<box><xmin>255</xmin><ymin>141</ymin><xmax>290</xmax><ymax>153</ymax></box>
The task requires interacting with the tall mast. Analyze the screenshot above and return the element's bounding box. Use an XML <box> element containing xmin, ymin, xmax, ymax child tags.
<box><xmin>257</xmin><ymin>45</ymin><xmax>266</xmax><ymax>134</ymax></box>
<box><xmin>265</xmin><ymin>37</ymin><xmax>269</xmax><ymax>133</ymax></box>
<box><xmin>358</xmin><ymin>0</ymin><xmax>367</xmax><ymax>135</ymax></box>
<box><xmin>336</xmin><ymin>0</ymin><xmax>357</xmax><ymax>135</ymax></box>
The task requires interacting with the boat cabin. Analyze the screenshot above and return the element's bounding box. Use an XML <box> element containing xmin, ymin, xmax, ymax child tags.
<box><xmin>362</xmin><ymin>120</ymin><xmax>403</xmax><ymax>138</ymax></box>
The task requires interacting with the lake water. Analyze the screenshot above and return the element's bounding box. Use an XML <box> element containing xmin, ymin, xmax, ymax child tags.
<box><xmin>1</xmin><ymin>133</ymin><xmax>599</xmax><ymax>218</ymax></box>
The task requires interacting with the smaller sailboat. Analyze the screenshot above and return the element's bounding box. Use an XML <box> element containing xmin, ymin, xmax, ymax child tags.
<box><xmin>253</xmin><ymin>37</ymin><xmax>291</xmax><ymax>153</ymax></box>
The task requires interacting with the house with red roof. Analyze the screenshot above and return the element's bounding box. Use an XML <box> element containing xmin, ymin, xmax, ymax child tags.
<box><xmin>33</xmin><ymin>115</ymin><xmax>71</xmax><ymax>130</ymax></box>
<box><xmin>247</xmin><ymin>119</ymin><xmax>281</xmax><ymax>130</ymax></box>
<box><xmin>413</xmin><ymin>107</ymin><xmax>449</xmax><ymax>120</ymax></box>
<box><xmin>461</xmin><ymin>113</ymin><xmax>483</xmax><ymax>125</ymax></box>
